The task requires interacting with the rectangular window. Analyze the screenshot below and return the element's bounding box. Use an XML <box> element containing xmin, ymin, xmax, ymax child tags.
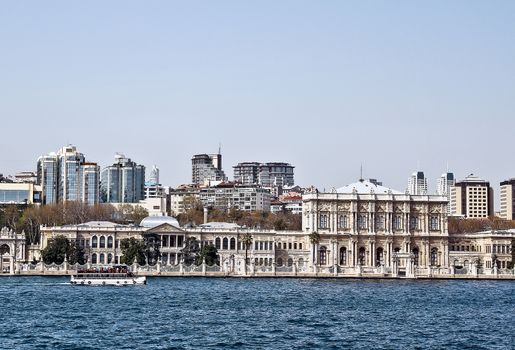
<box><xmin>319</xmin><ymin>214</ymin><xmax>329</xmax><ymax>229</ymax></box>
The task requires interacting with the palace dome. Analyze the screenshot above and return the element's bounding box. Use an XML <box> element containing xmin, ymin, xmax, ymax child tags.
<box><xmin>336</xmin><ymin>179</ymin><xmax>402</xmax><ymax>195</ymax></box>
<box><xmin>140</xmin><ymin>215</ymin><xmax>180</xmax><ymax>228</ymax></box>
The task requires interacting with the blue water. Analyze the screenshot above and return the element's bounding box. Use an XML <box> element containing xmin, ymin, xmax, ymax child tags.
<box><xmin>0</xmin><ymin>277</ymin><xmax>513</xmax><ymax>349</ymax></box>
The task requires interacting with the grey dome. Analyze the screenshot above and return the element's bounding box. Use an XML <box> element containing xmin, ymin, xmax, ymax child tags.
<box><xmin>140</xmin><ymin>216</ymin><xmax>180</xmax><ymax>228</ymax></box>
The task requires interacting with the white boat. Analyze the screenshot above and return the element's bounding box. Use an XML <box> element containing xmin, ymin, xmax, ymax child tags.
<box><xmin>70</xmin><ymin>268</ymin><xmax>146</xmax><ymax>286</ymax></box>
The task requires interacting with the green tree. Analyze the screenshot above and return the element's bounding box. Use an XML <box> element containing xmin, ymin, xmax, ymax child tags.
<box><xmin>240</xmin><ymin>232</ymin><xmax>253</xmax><ymax>274</ymax></box>
<box><xmin>117</xmin><ymin>205</ymin><xmax>149</xmax><ymax>225</ymax></box>
<box><xmin>41</xmin><ymin>235</ymin><xmax>85</xmax><ymax>264</ymax></box>
<box><xmin>120</xmin><ymin>237</ymin><xmax>146</xmax><ymax>265</ymax></box>
<box><xmin>181</xmin><ymin>237</ymin><xmax>200</xmax><ymax>265</ymax></box>
<box><xmin>197</xmin><ymin>244</ymin><xmax>219</xmax><ymax>266</ymax></box>
<box><xmin>143</xmin><ymin>233</ymin><xmax>161</xmax><ymax>265</ymax></box>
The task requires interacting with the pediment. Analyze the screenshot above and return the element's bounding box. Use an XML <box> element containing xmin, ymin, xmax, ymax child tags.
<box><xmin>145</xmin><ymin>223</ymin><xmax>184</xmax><ymax>234</ymax></box>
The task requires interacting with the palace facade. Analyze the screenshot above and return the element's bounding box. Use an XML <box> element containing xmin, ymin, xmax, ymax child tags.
<box><xmin>302</xmin><ymin>180</ymin><xmax>450</xmax><ymax>270</ymax></box>
<box><xmin>16</xmin><ymin>179</ymin><xmax>513</xmax><ymax>277</ymax></box>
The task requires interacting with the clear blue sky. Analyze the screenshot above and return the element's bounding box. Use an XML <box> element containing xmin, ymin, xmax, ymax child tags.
<box><xmin>1</xmin><ymin>1</ymin><xmax>514</xmax><ymax>200</ymax></box>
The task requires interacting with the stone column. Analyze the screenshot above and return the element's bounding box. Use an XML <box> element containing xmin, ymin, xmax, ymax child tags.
<box><xmin>370</xmin><ymin>241</ymin><xmax>375</xmax><ymax>267</ymax></box>
<box><xmin>443</xmin><ymin>244</ymin><xmax>449</xmax><ymax>267</ymax></box>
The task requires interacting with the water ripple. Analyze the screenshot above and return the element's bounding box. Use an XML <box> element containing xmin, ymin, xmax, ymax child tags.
<box><xmin>0</xmin><ymin>277</ymin><xmax>513</xmax><ymax>349</ymax></box>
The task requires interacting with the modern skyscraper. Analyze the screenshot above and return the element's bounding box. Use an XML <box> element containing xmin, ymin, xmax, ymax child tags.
<box><xmin>149</xmin><ymin>165</ymin><xmax>159</xmax><ymax>186</ymax></box>
<box><xmin>81</xmin><ymin>163</ymin><xmax>100</xmax><ymax>205</ymax></box>
<box><xmin>191</xmin><ymin>153</ymin><xmax>226</xmax><ymax>185</ymax></box>
<box><xmin>407</xmin><ymin>171</ymin><xmax>428</xmax><ymax>195</ymax></box>
<box><xmin>499</xmin><ymin>178</ymin><xmax>515</xmax><ymax>220</ymax></box>
<box><xmin>233</xmin><ymin>162</ymin><xmax>295</xmax><ymax>188</ymax></box>
<box><xmin>37</xmin><ymin>145</ymin><xmax>100</xmax><ymax>204</ymax></box>
<box><xmin>101</xmin><ymin>153</ymin><xmax>145</xmax><ymax>203</ymax></box>
<box><xmin>450</xmin><ymin>174</ymin><xmax>494</xmax><ymax>218</ymax></box>
<box><xmin>57</xmin><ymin>145</ymin><xmax>85</xmax><ymax>202</ymax></box>
<box><xmin>437</xmin><ymin>172</ymin><xmax>455</xmax><ymax>214</ymax></box>
<box><xmin>37</xmin><ymin>153</ymin><xmax>58</xmax><ymax>204</ymax></box>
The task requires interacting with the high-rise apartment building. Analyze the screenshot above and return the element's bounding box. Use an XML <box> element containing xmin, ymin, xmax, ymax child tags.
<box><xmin>191</xmin><ymin>153</ymin><xmax>226</xmax><ymax>185</ymax></box>
<box><xmin>149</xmin><ymin>165</ymin><xmax>159</xmax><ymax>186</ymax></box>
<box><xmin>81</xmin><ymin>163</ymin><xmax>100</xmax><ymax>205</ymax></box>
<box><xmin>37</xmin><ymin>145</ymin><xmax>100</xmax><ymax>204</ymax></box>
<box><xmin>37</xmin><ymin>153</ymin><xmax>59</xmax><ymax>204</ymax></box>
<box><xmin>437</xmin><ymin>172</ymin><xmax>455</xmax><ymax>214</ymax></box>
<box><xmin>500</xmin><ymin>178</ymin><xmax>515</xmax><ymax>220</ymax></box>
<box><xmin>450</xmin><ymin>174</ymin><xmax>493</xmax><ymax>218</ymax></box>
<box><xmin>407</xmin><ymin>171</ymin><xmax>428</xmax><ymax>195</ymax></box>
<box><xmin>57</xmin><ymin>145</ymin><xmax>85</xmax><ymax>202</ymax></box>
<box><xmin>233</xmin><ymin>162</ymin><xmax>295</xmax><ymax>189</ymax></box>
<box><xmin>100</xmin><ymin>153</ymin><xmax>145</xmax><ymax>203</ymax></box>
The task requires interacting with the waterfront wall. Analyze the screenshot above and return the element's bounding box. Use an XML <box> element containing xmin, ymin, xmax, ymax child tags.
<box><xmin>4</xmin><ymin>261</ymin><xmax>515</xmax><ymax>280</ymax></box>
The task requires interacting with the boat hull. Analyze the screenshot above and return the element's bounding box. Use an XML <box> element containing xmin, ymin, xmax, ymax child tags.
<box><xmin>70</xmin><ymin>275</ymin><xmax>146</xmax><ymax>286</ymax></box>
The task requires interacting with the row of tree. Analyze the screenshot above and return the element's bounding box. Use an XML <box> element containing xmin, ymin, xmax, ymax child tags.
<box><xmin>0</xmin><ymin>202</ymin><xmax>149</xmax><ymax>244</ymax></box>
<box><xmin>448</xmin><ymin>217</ymin><xmax>515</xmax><ymax>234</ymax></box>
<box><xmin>176</xmin><ymin>204</ymin><xmax>302</xmax><ymax>230</ymax></box>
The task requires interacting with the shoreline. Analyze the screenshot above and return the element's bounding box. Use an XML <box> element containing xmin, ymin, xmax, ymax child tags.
<box><xmin>2</xmin><ymin>272</ymin><xmax>514</xmax><ymax>281</ymax></box>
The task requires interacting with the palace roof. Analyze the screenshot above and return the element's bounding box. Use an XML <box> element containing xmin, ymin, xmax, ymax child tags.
<box><xmin>140</xmin><ymin>216</ymin><xmax>180</xmax><ymax>229</ymax></box>
<box><xmin>336</xmin><ymin>179</ymin><xmax>402</xmax><ymax>195</ymax></box>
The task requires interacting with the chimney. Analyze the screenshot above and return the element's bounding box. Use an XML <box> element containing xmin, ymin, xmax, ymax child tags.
<box><xmin>203</xmin><ymin>207</ymin><xmax>208</xmax><ymax>224</ymax></box>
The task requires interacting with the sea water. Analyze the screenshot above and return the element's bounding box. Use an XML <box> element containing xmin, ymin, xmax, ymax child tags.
<box><xmin>0</xmin><ymin>277</ymin><xmax>513</xmax><ymax>349</ymax></box>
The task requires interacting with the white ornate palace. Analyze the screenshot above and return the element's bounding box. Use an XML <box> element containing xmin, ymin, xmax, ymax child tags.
<box><xmin>302</xmin><ymin>180</ymin><xmax>450</xmax><ymax>272</ymax></box>
<box><xmin>2</xmin><ymin>180</ymin><xmax>513</xmax><ymax>277</ymax></box>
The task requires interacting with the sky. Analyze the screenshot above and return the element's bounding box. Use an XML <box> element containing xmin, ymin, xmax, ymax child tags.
<box><xmin>1</xmin><ymin>1</ymin><xmax>514</xmax><ymax>202</ymax></box>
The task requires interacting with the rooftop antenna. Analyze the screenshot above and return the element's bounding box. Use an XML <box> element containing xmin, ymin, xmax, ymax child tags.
<box><xmin>218</xmin><ymin>142</ymin><xmax>221</xmax><ymax>155</ymax></box>
<box><xmin>360</xmin><ymin>162</ymin><xmax>363</xmax><ymax>181</ymax></box>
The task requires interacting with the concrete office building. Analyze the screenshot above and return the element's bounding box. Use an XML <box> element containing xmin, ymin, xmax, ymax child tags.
<box><xmin>407</xmin><ymin>171</ymin><xmax>428</xmax><ymax>195</ymax></box>
<box><xmin>192</xmin><ymin>153</ymin><xmax>226</xmax><ymax>185</ymax></box>
<box><xmin>500</xmin><ymin>178</ymin><xmax>515</xmax><ymax>220</ymax></box>
<box><xmin>450</xmin><ymin>174</ymin><xmax>494</xmax><ymax>218</ymax></box>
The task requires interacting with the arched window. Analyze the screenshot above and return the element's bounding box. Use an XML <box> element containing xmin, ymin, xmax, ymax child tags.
<box><xmin>287</xmin><ymin>258</ymin><xmax>293</xmax><ymax>267</ymax></box>
<box><xmin>215</xmin><ymin>237</ymin><xmax>221</xmax><ymax>250</ymax></box>
<box><xmin>430</xmin><ymin>248</ymin><xmax>438</xmax><ymax>266</ymax></box>
<box><xmin>259</xmin><ymin>258</ymin><xmax>263</xmax><ymax>266</ymax></box>
<box><xmin>394</xmin><ymin>247</ymin><xmax>401</xmax><ymax>253</ymax></box>
<box><xmin>340</xmin><ymin>247</ymin><xmax>347</xmax><ymax>265</ymax></box>
<box><xmin>376</xmin><ymin>247</ymin><xmax>384</xmax><ymax>266</ymax></box>
<box><xmin>100</xmin><ymin>236</ymin><xmax>106</xmax><ymax>248</ymax></box>
<box><xmin>222</xmin><ymin>238</ymin><xmax>228</xmax><ymax>250</ymax></box>
<box><xmin>92</xmin><ymin>236</ymin><xmax>98</xmax><ymax>248</ymax></box>
<box><xmin>299</xmin><ymin>243</ymin><xmax>303</xmax><ymax>250</ymax></box>
<box><xmin>107</xmin><ymin>236</ymin><xmax>113</xmax><ymax>249</ymax></box>
<box><xmin>412</xmin><ymin>247</ymin><xmax>419</xmax><ymax>266</ymax></box>
<box><xmin>319</xmin><ymin>246</ymin><xmax>327</xmax><ymax>265</ymax></box>
<box><xmin>99</xmin><ymin>253</ymin><xmax>105</xmax><ymax>264</ymax></box>
<box><xmin>107</xmin><ymin>253</ymin><xmax>113</xmax><ymax>264</ymax></box>
<box><xmin>277</xmin><ymin>258</ymin><xmax>283</xmax><ymax>266</ymax></box>
<box><xmin>358</xmin><ymin>247</ymin><xmax>366</xmax><ymax>266</ymax></box>
<box><xmin>298</xmin><ymin>258</ymin><xmax>304</xmax><ymax>267</ymax></box>
<box><xmin>230</xmin><ymin>238</ymin><xmax>236</xmax><ymax>250</ymax></box>
<box><xmin>91</xmin><ymin>253</ymin><xmax>97</xmax><ymax>264</ymax></box>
